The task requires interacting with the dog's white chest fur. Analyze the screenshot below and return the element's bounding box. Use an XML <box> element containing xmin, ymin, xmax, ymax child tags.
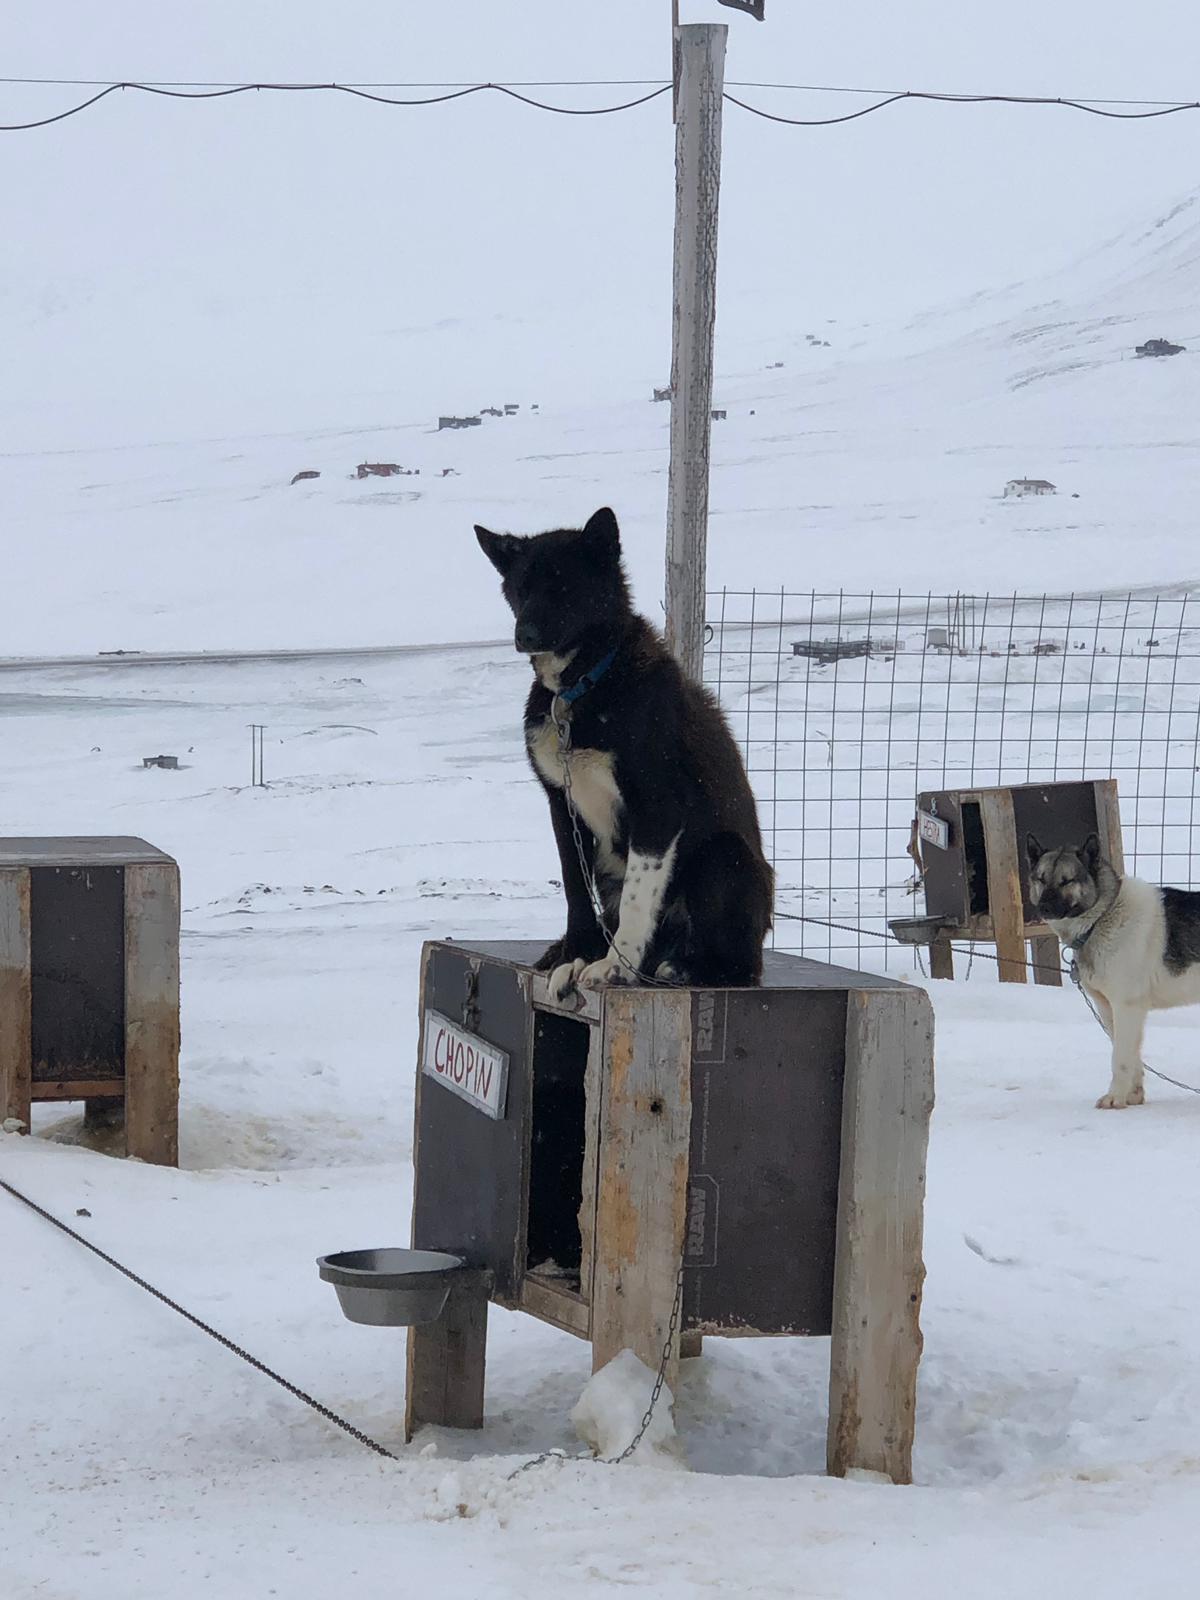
<box><xmin>527</xmin><ymin>716</ymin><xmax>623</xmax><ymax>853</ymax></box>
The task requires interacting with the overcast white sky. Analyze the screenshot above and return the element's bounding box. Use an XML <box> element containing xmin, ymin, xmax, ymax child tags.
<box><xmin>4</xmin><ymin>2</ymin><xmax>1199</xmax><ymax>445</ymax></box>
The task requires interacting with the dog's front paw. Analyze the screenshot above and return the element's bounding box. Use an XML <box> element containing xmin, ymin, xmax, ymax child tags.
<box><xmin>1096</xmin><ymin>1086</ymin><xmax>1144</xmax><ymax>1109</ymax></box>
<box><xmin>548</xmin><ymin>958</ymin><xmax>587</xmax><ymax>1003</ymax></box>
<box><xmin>578</xmin><ymin>952</ymin><xmax>633</xmax><ymax>989</ymax></box>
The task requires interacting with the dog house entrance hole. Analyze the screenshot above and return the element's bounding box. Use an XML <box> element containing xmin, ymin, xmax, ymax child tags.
<box><xmin>960</xmin><ymin>801</ymin><xmax>990</xmax><ymax>918</ymax></box>
<box><xmin>30</xmin><ymin>865</ymin><xmax>126</xmax><ymax>1081</ymax></box>
<box><xmin>526</xmin><ymin>1011</ymin><xmax>590</xmax><ymax>1291</ymax></box>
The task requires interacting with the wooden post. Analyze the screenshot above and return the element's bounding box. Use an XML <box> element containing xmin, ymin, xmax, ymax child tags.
<box><xmin>928</xmin><ymin>933</ymin><xmax>954</xmax><ymax>981</ymax></box>
<box><xmin>405</xmin><ymin>1269</ymin><xmax>492</xmax><ymax>1439</ymax></box>
<box><xmin>592</xmin><ymin>989</ymin><xmax>692</xmax><ymax>1395</ymax></box>
<box><xmin>664</xmin><ymin>23</ymin><xmax>727</xmax><ymax>683</ymax></box>
<box><xmin>828</xmin><ymin>987</ymin><xmax>934</xmax><ymax>1486</ymax></box>
<box><xmin>0</xmin><ymin>867</ymin><xmax>32</xmax><ymax>1131</ymax></box>
<box><xmin>123</xmin><ymin>862</ymin><xmax>180</xmax><ymax>1165</ymax></box>
<box><xmin>1029</xmin><ymin>932</ymin><xmax>1062</xmax><ymax>987</ymax></box>
<box><xmin>1094</xmin><ymin>778</ymin><xmax>1124</xmax><ymax>873</ymax></box>
<box><xmin>979</xmin><ymin>790</ymin><xmax>1027</xmax><ymax>983</ymax></box>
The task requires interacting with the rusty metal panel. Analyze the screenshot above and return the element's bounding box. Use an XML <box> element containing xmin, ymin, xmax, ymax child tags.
<box><xmin>684</xmin><ymin>987</ymin><xmax>846</xmax><ymax>1335</ymax></box>
<box><xmin>412</xmin><ymin>945</ymin><xmax>532</xmax><ymax>1299</ymax></box>
<box><xmin>30</xmin><ymin>866</ymin><xmax>125</xmax><ymax>1084</ymax></box>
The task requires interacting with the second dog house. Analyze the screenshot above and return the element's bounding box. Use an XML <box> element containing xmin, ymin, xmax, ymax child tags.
<box><xmin>910</xmin><ymin>779</ymin><xmax>1123</xmax><ymax>982</ymax></box>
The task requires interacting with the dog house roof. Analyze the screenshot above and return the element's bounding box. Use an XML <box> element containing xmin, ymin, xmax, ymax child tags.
<box><xmin>0</xmin><ymin>837</ymin><xmax>176</xmax><ymax>867</ymax></box>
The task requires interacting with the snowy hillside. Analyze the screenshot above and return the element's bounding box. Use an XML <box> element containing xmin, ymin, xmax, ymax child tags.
<box><xmin>6</xmin><ymin>184</ymin><xmax>1200</xmax><ymax>659</ymax></box>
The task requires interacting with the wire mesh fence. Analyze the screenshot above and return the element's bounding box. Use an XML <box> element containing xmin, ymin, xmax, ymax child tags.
<box><xmin>704</xmin><ymin>589</ymin><xmax>1200</xmax><ymax>969</ymax></box>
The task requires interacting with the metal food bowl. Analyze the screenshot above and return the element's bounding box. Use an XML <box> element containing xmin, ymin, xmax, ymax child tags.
<box><xmin>887</xmin><ymin>914</ymin><xmax>954</xmax><ymax>947</ymax></box>
<box><xmin>317</xmin><ymin>1247</ymin><xmax>464</xmax><ymax>1328</ymax></box>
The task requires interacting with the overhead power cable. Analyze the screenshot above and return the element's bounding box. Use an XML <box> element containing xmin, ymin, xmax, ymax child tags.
<box><xmin>0</xmin><ymin>79</ymin><xmax>672</xmax><ymax>132</ymax></box>
<box><xmin>2</xmin><ymin>76</ymin><xmax>1199</xmax><ymax>133</ymax></box>
<box><xmin>724</xmin><ymin>88</ymin><xmax>1200</xmax><ymax>126</ymax></box>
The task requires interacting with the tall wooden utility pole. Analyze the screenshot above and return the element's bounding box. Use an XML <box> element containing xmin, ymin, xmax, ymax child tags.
<box><xmin>664</xmin><ymin>22</ymin><xmax>727</xmax><ymax>683</ymax></box>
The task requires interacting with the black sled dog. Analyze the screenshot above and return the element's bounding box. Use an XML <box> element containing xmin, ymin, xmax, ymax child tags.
<box><xmin>475</xmin><ymin>506</ymin><xmax>773</xmax><ymax>1000</ymax></box>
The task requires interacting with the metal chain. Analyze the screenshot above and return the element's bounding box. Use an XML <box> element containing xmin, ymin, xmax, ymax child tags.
<box><xmin>0</xmin><ymin>1175</ymin><xmax>400</xmax><ymax>1460</ymax></box>
<box><xmin>508</xmin><ymin>1260</ymin><xmax>685</xmax><ymax>1479</ymax></box>
<box><xmin>611</xmin><ymin>1262</ymin><xmax>685</xmax><ymax>1462</ymax></box>
<box><xmin>550</xmin><ymin>699</ymin><xmax>674</xmax><ymax>989</ymax></box>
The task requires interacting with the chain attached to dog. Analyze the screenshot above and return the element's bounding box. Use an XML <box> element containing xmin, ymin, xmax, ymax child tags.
<box><xmin>550</xmin><ymin>698</ymin><xmax>674</xmax><ymax>991</ymax></box>
<box><xmin>1067</xmin><ymin>953</ymin><xmax>1200</xmax><ymax>1096</ymax></box>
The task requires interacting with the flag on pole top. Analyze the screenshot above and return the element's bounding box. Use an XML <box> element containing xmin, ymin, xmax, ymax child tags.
<box><xmin>717</xmin><ymin>0</ymin><xmax>765</xmax><ymax>17</ymax></box>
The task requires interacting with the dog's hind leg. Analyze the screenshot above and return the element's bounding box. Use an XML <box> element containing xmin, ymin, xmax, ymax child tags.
<box><xmin>1099</xmin><ymin>1002</ymin><xmax>1147</xmax><ymax>1109</ymax></box>
<box><xmin>675</xmin><ymin>833</ymin><xmax>773</xmax><ymax>987</ymax></box>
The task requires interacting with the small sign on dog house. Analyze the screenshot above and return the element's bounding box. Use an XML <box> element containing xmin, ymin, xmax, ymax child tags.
<box><xmin>421</xmin><ymin>1010</ymin><xmax>509</xmax><ymax>1120</ymax></box>
<box><xmin>917</xmin><ymin>809</ymin><xmax>950</xmax><ymax>851</ymax></box>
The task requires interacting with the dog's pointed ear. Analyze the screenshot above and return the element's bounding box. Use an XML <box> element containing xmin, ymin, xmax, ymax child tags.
<box><xmin>1080</xmin><ymin>833</ymin><xmax>1102</xmax><ymax>871</ymax></box>
<box><xmin>1025</xmin><ymin>833</ymin><xmax>1045</xmax><ymax>867</ymax></box>
<box><xmin>475</xmin><ymin>525</ymin><xmax>519</xmax><ymax>575</ymax></box>
<box><xmin>581</xmin><ymin>506</ymin><xmax>621</xmax><ymax>559</ymax></box>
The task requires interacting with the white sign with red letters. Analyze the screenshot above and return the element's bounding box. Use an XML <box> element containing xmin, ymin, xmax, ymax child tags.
<box><xmin>421</xmin><ymin>1010</ymin><xmax>509</xmax><ymax>1120</ymax></box>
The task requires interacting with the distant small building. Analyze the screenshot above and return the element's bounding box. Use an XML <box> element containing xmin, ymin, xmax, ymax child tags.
<box><xmin>481</xmin><ymin>407</ymin><xmax>504</xmax><ymax>418</ymax></box>
<box><xmin>504</xmin><ymin>404</ymin><xmax>519</xmax><ymax>415</ymax></box>
<box><xmin>142</xmin><ymin>755</ymin><xmax>179</xmax><ymax>771</ymax></box>
<box><xmin>792</xmin><ymin>637</ymin><xmax>899</xmax><ymax>666</ymax></box>
<box><xmin>1004</xmin><ymin>478</ymin><xmax>1056</xmax><ymax>498</ymax></box>
<box><xmin>652</xmin><ymin>386</ymin><xmax>673</xmax><ymax>402</ymax></box>
<box><xmin>438</xmin><ymin>416</ymin><xmax>482</xmax><ymax>431</ymax></box>
<box><xmin>356</xmin><ymin>462</ymin><xmax>402</xmax><ymax>479</ymax></box>
<box><xmin>1136</xmin><ymin>338</ymin><xmax>1185</xmax><ymax>358</ymax></box>
<box><xmin>711</xmin><ymin>408</ymin><xmax>727</xmax><ymax>421</ymax></box>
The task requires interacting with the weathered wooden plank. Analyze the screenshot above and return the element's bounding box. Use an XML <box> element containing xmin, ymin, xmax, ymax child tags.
<box><xmin>0</xmin><ymin>867</ymin><xmax>32</xmax><ymax>1131</ymax></box>
<box><xmin>32</xmin><ymin>1080</ymin><xmax>123</xmax><ymax>1103</ymax></box>
<box><xmin>530</xmin><ymin>978</ymin><xmax>602</xmax><ymax>1025</ymax></box>
<box><xmin>1029</xmin><ymin>932</ymin><xmax>1062</xmax><ymax>987</ymax></box>
<box><xmin>979</xmin><ymin>790</ymin><xmax>1027</xmax><ymax>982</ymax></box>
<box><xmin>405</xmin><ymin>1269</ymin><xmax>492</xmax><ymax>1439</ymax></box>
<box><xmin>828</xmin><ymin>986</ymin><xmax>934</xmax><ymax>1486</ymax></box>
<box><xmin>519</xmin><ymin>1276</ymin><xmax>591</xmax><ymax>1338</ymax></box>
<box><xmin>576</xmin><ymin>1016</ymin><xmax>604</xmax><ymax>1309</ymax></box>
<box><xmin>123</xmin><ymin>862</ymin><xmax>180</xmax><ymax>1166</ymax></box>
<box><xmin>1094</xmin><ymin>778</ymin><xmax>1125</xmax><ymax>874</ymax></box>
<box><xmin>591</xmin><ymin>989</ymin><xmax>692</xmax><ymax>1393</ymax></box>
<box><xmin>928</xmin><ymin>934</ymin><xmax>954</xmax><ymax>981</ymax></box>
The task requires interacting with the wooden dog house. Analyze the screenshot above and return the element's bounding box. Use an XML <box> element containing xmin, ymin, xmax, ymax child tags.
<box><xmin>0</xmin><ymin>838</ymin><xmax>180</xmax><ymax>1165</ymax></box>
<box><xmin>405</xmin><ymin>939</ymin><xmax>934</xmax><ymax>1484</ymax></box>
<box><xmin>908</xmin><ymin>779</ymin><xmax>1123</xmax><ymax>982</ymax></box>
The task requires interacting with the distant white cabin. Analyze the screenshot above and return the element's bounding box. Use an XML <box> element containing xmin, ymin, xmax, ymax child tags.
<box><xmin>1004</xmin><ymin>478</ymin><xmax>1056</xmax><ymax>498</ymax></box>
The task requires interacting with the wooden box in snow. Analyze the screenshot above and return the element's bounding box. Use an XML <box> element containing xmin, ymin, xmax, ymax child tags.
<box><xmin>406</xmin><ymin>939</ymin><xmax>934</xmax><ymax>1484</ymax></box>
<box><xmin>914</xmin><ymin>779</ymin><xmax>1123</xmax><ymax>984</ymax></box>
<box><xmin>0</xmin><ymin>837</ymin><xmax>180</xmax><ymax>1166</ymax></box>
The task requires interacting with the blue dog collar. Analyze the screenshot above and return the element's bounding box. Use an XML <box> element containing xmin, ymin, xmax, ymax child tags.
<box><xmin>557</xmin><ymin>647</ymin><xmax>618</xmax><ymax>706</ymax></box>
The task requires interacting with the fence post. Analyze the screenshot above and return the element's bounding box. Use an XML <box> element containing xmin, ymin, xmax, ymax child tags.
<box><xmin>664</xmin><ymin>23</ymin><xmax>727</xmax><ymax>683</ymax></box>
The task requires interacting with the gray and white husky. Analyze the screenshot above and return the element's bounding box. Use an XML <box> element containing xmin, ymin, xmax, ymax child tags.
<box><xmin>1026</xmin><ymin>833</ymin><xmax>1200</xmax><ymax>1108</ymax></box>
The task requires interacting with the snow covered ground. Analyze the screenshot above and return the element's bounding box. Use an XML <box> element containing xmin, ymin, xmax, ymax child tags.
<box><xmin>3</xmin><ymin>644</ymin><xmax>1200</xmax><ymax>1598</ymax></box>
<box><xmin>6</xmin><ymin>1</ymin><xmax>1200</xmax><ymax>1590</ymax></box>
